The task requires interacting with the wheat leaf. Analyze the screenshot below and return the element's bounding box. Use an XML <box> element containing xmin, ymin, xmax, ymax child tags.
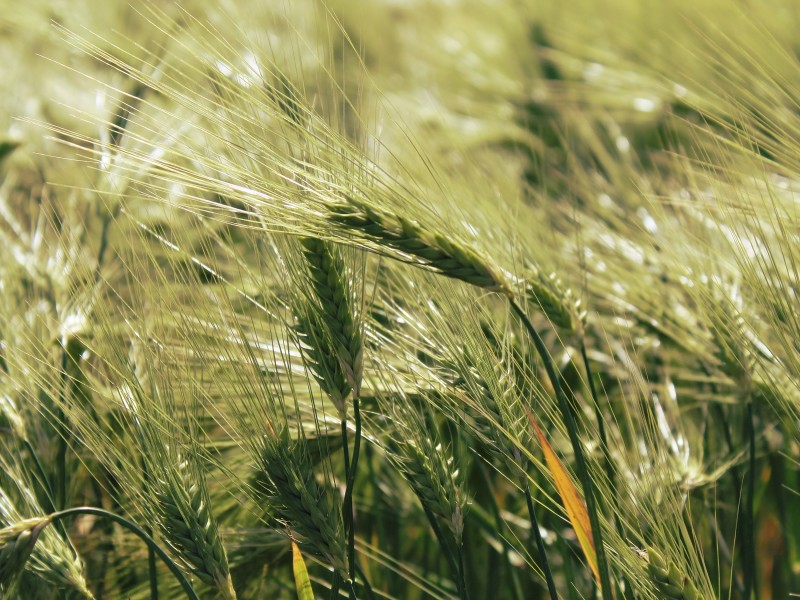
<box><xmin>525</xmin><ymin>407</ymin><xmax>599</xmax><ymax>584</ymax></box>
<box><xmin>291</xmin><ymin>540</ymin><xmax>314</xmax><ymax>600</ymax></box>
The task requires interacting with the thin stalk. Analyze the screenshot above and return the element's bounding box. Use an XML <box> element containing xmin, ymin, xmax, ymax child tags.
<box><xmin>744</xmin><ymin>400</ymin><xmax>757</xmax><ymax>600</ymax></box>
<box><xmin>148</xmin><ymin>524</ymin><xmax>158</xmax><ymax>599</ymax></box>
<box><xmin>522</xmin><ymin>478</ymin><xmax>558</xmax><ymax>600</ymax></box>
<box><xmin>707</xmin><ymin>507</ymin><xmax>739</xmax><ymax>584</ymax></box>
<box><xmin>341</xmin><ymin>417</ymin><xmax>351</xmax><ymax>484</ymax></box>
<box><xmin>21</xmin><ymin>438</ymin><xmax>71</xmax><ymax>546</ymax></box>
<box><xmin>769</xmin><ymin>451</ymin><xmax>796</xmax><ymax>594</ymax></box>
<box><xmin>423</xmin><ymin>505</ymin><xmax>468</xmax><ymax>600</ymax></box>
<box><xmin>580</xmin><ymin>340</ymin><xmax>630</xmax><ymax>599</ymax></box>
<box><xmin>457</xmin><ymin>543</ymin><xmax>469</xmax><ymax>600</ymax></box>
<box><xmin>578</xmin><ymin>340</ymin><xmax>615</xmax><ymax>496</ymax></box>
<box><xmin>141</xmin><ymin>454</ymin><xmax>158</xmax><ymax>600</ymax></box>
<box><xmin>331</xmin><ymin>416</ymin><xmax>347</xmax><ymax>600</ymax></box>
<box><xmin>510</xmin><ymin>299</ymin><xmax>613</xmax><ymax>599</ymax></box>
<box><xmin>514</xmin><ymin>450</ymin><xmax>557</xmax><ymax>600</ymax></box>
<box><xmin>477</xmin><ymin>463</ymin><xmax>523</xmax><ymax>600</ymax></box>
<box><xmin>47</xmin><ymin>507</ymin><xmax>200</xmax><ymax>600</ymax></box>
<box><xmin>340</xmin><ymin>412</ymin><xmax>354</xmax><ymax>600</ymax></box>
<box><xmin>343</xmin><ymin>397</ymin><xmax>362</xmax><ymax>593</ymax></box>
<box><xmin>355</xmin><ymin>563</ymin><xmax>376</xmax><ymax>600</ymax></box>
<box><xmin>56</xmin><ymin>348</ymin><xmax>69</xmax><ymax>511</ymax></box>
<box><xmin>561</xmin><ymin>534</ymin><xmax>580</xmax><ymax>600</ymax></box>
<box><xmin>92</xmin><ymin>210</ymin><xmax>115</xmax><ymax>286</ymax></box>
<box><xmin>329</xmin><ymin>574</ymin><xmax>342</xmax><ymax>600</ymax></box>
<box><xmin>22</xmin><ymin>439</ymin><xmax>57</xmax><ymax>512</ymax></box>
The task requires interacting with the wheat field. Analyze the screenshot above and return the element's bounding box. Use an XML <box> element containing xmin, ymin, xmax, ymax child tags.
<box><xmin>0</xmin><ymin>0</ymin><xmax>798</xmax><ymax>598</ymax></box>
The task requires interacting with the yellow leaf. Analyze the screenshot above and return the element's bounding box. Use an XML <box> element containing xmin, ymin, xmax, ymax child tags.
<box><xmin>526</xmin><ymin>408</ymin><xmax>600</xmax><ymax>583</ymax></box>
<box><xmin>292</xmin><ymin>540</ymin><xmax>314</xmax><ymax>600</ymax></box>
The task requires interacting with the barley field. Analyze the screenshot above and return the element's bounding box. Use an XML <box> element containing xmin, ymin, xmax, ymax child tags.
<box><xmin>0</xmin><ymin>1</ymin><xmax>798</xmax><ymax>598</ymax></box>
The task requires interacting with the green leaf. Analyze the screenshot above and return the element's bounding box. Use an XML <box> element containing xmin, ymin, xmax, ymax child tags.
<box><xmin>526</xmin><ymin>407</ymin><xmax>599</xmax><ymax>584</ymax></box>
<box><xmin>292</xmin><ymin>540</ymin><xmax>314</xmax><ymax>600</ymax></box>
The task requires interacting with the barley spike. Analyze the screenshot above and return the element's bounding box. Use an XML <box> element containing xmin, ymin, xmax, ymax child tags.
<box><xmin>0</xmin><ymin>517</ymin><xmax>51</xmax><ymax>589</ymax></box>
<box><xmin>330</xmin><ymin>197</ymin><xmax>510</xmax><ymax>293</ymax></box>
<box><xmin>153</xmin><ymin>458</ymin><xmax>236</xmax><ymax>600</ymax></box>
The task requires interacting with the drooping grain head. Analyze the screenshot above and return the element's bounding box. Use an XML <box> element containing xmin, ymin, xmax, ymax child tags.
<box><xmin>644</xmin><ymin>547</ymin><xmax>705</xmax><ymax>600</ymax></box>
<box><xmin>385</xmin><ymin>429</ymin><xmax>466</xmax><ymax>546</ymax></box>
<box><xmin>153</xmin><ymin>457</ymin><xmax>237</xmax><ymax>600</ymax></box>
<box><xmin>27</xmin><ymin>523</ymin><xmax>94</xmax><ymax>599</ymax></box>
<box><xmin>294</xmin><ymin>236</ymin><xmax>364</xmax><ymax>416</ymax></box>
<box><xmin>329</xmin><ymin>197</ymin><xmax>511</xmax><ymax>294</ymax></box>
<box><xmin>259</xmin><ymin>440</ymin><xmax>348</xmax><ymax>579</ymax></box>
<box><xmin>0</xmin><ymin>465</ymin><xmax>92</xmax><ymax>598</ymax></box>
<box><xmin>0</xmin><ymin>517</ymin><xmax>51</xmax><ymax>589</ymax></box>
<box><xmin>524</xmin><ymin>268</ymin><xmax>584</xmax><ymax>335</ymax></box>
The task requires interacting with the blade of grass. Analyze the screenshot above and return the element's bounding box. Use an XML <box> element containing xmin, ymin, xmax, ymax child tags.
<box><xmin>510</xmin><ymin>300</ymin><xmax>613</xmax><ymax>598</ymax></box>
<box><xmin>525</xmin><ymin>407</ymin><xmax>599</xmax><ymax>584</ymax></box>
<box><xmin>292</xmin><ymin>540</ymin><xmax>315</xmax><ymax>600</ymax></box>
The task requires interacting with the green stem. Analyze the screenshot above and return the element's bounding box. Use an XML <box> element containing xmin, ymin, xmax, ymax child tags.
<box><xmin>56</xmin><ymin>348</ymin><xmax>69</xmax><ymax>511</ymax></box>
<box><xmin>457</xmin><ymin>543</ymin><xmax>469</xmax><ymax>600</ymax></box>
<box><xmin>510</xmin><ymin>299</ymin><xmax>613</xmax><ymax>599</ymax></box>
<box><xmin>340</xmin><ymin>412</ymin><xmax>354</xmax><ymax>600</ymax></box>
<box><xmin>47</xmin><ymin>507</ymin><xmax>199</xmax><ymax>600</ymax></box>
<box><xmin>522</xmin><ymin>475</ymin><xmax>558</xmax><ymax>600</ymax></box>
<box><xmin>769</xmin><ymin>451</ymin><xmax>795</xmax><ymax>595</ymax></box>
<box><xmin>341</xmin><ymin>418</ymin><xmax>351</xmax><ymax>484</ymax></box>
<box><xmin>578</xmin><ymin>340</ymin><xmax>615</xmax><ymax>494</ymax></box>
<box><xmin>355</xmin><ymin>563</ymin><xmax>376</xmax><ymax>600</ymax></box>
<box><xmin>477</xmin><ymin>463</ymin><xmax>523</xmax><ymax>600</ymax></box>
<box><xmin>21</xmin><ymin>439</ymin><xmax>72</xmax><ymax>546</ymax></box>
<box><xmin>514</xmin><ymin>450</ymin><xmax>557</xmax><ymax>600</ymax></box>
<box><xmin>343</xmin><ymin>396</ymin><xmax>362</xmax><ymax>594</ymax></box>
<box><xmin>423</xmin><ymin>505</ymin><xmax>468</xmax><ymax>600</ymax></box>
<box><xmin>149</xmin><ymin>540</ymin><xmax>159</xmax><ymax>600</ymax></box>
<box><xmin>744</xmin><ymin>400</ymin><xmax>757</xmax><ymax>600</ymax></box>
<box><xmin>329</xmin><ymin>574</ymin><xmax>341</xmax><ymax>600</ymax></box>
<box><xmin>22</xmin><ymin>439</ymin><xmax>57</xmax><ymax>512</ymax></box>
<box><xmin>141</xmin><ymin>455</ymin><xmax>159</xmax><ymax>600</ymax></box>
<box><xmin>560</xmin><ymin>534</ymin><xmax>580</xmax><ymax>600</ymax></box>
<box><xmin>580</xmin><ymin>340</ymin><xmax>631</xmax><ymax>599</ymax></box>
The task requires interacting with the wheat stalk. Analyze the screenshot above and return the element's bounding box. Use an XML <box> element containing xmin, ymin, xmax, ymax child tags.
<box><xmin>289</xmin><ymin>234</ymin><xmax>366</xmax><ymax>592</ymax></box>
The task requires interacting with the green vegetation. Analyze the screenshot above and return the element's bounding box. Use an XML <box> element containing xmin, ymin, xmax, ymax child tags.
<box><xmin>1</xmin><ymin>0</ymin><xmax>798</xmax><ymax>597</ymax></box>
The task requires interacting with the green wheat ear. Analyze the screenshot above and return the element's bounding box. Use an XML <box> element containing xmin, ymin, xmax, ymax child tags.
<box><xmin>380</xmin><ymin>396</ymin><xmax>466</xmax><ymax>546</ymax></box>
<box><xmin>524</xmin><ymin>268</ymin><xmax>584</xmax><ymax>334</ymax></box>
<box><xmin>645</xmin><ymin>547</ymin><xmax>705</xmax><ymax>600</ymax></box>
<box><xmin>329</xmin><ymin>197</ymin><xmax>511</xmax><ymax>294</ymax></box>
<box><xmin>295</xmin><ymin>236</ymin><xmax>363</xmax><ymax>415</ymax></box>
<box><xmin>258</xmin><ymin>440</ymin><xmax>349</xmax><ymax>579</ymax></box>
<box><xmin>153</xmin><ymin>457</ymin><xmax>236</xmax><ymax>600</ymax></box>
<box><xmin>0</xmin><ymin>517</ymin><xmax>51</xmax><ymax>589</ymax></box>
<box><xmin>26</xmin><ymin>520</ymin><xmax>94</xmax><ymax>599</ymax></box>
